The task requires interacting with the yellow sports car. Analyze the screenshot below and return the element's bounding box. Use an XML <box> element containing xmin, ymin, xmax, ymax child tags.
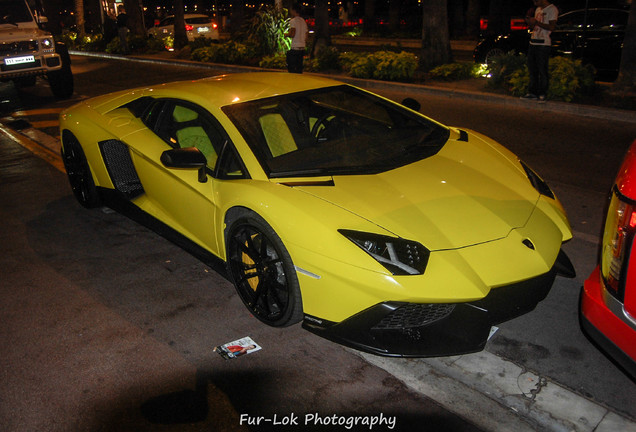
<box><xmin>60</xmin><ymin>72</ymin><xmax>574</xmax><ymax>357</ymax></box>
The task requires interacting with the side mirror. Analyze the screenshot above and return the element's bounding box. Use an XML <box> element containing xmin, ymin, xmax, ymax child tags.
<box><xmin>402</xmin><ymin>98</ymin><xmax>421</xmax><ymax>112</ymax></box>
<box><xmin>160</xmin><ymin>147</ymin><xmax>208</xmax><ymax>183</ymax></box>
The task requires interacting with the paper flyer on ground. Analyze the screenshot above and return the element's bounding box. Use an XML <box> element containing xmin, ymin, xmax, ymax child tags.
<box><xmin>214</xmin><ymin>336</ymin><xmax>261</xmax><ymax>359</ymax></box>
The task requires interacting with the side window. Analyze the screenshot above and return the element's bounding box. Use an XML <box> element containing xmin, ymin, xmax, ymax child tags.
<box><xmin>169</xmin><ymin>103</ymin><xmax>225</xmax><ymax>170</ymax></box>
<box><xmin>145</xmin><ymin>100</ymin><xmax>229</xmax><ymax>172</ymax></box>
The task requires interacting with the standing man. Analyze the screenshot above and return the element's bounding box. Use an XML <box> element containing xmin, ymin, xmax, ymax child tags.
<box><xmin>117</xmin><ymin>7</ymin><xmax>130</xmax><ymax>55</ymax></box>
<box><xmin>286</xmin><ymin>4</ymin><xmax>308</xmax><ymax>74</ymax></box>
<box><xmin>523</xmin><ymin>0</ymin><xmax>558</xmax><ymax>102</ymax></box>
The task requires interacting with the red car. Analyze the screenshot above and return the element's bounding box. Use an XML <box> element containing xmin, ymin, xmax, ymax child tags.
<box><xmin>582</xmin><ymin>140</ymin><xmax>636</xmax><ymax>378</ymax></box>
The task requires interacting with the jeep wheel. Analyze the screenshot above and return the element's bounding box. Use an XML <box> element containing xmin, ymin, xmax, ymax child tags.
<box><xmin>48</xmin><ymin>63</ymin><xmax>73</xmax><ymax>99</ymax></box>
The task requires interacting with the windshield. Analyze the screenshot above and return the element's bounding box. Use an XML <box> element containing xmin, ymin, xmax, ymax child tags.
<box><xmin>223</xmin><ymin>85</ymin><xmax>449</xmax><ymax>177</ymax></box>
<box><xmin>0</xmin><ymin>0</ymin><xmax>34</xmax><ymax>24</ymax></box>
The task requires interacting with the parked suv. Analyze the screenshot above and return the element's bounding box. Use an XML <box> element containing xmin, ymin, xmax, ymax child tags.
<box><xmin>0</xmin><ymin>0</ymin><xmax>73</xmax><ymax>98</ymax></box>
<box><xmin>473</xmin><ymin>8</ymin><xmax>628</xmax><ymax>80</ymax></box>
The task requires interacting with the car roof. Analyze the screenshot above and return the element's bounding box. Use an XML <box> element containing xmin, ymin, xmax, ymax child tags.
<box><xmin>145</xmin><ymin>73</ymin><xmax>341</xmax><ymax>107</ymax></box>
<box><xmin>88</xmin><ymin>72</ymin><xmax>343</xmax><ymax>114</ymax></box>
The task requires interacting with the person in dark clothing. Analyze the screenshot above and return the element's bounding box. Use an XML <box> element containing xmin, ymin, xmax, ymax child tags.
<box><xmin>117</xmin><ymin>7</ymin><xmax>130</xmax><ymax>55</ymax></box>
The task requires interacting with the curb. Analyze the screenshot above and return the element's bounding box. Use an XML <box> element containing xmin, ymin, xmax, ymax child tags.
<box><xmin>70</xmin><ymin>50</ymin><xmax>636</xmax><ymax>125</ymax></box>
<box><xmin>358</xmin><ymin>350</ymin><xmax>636</xmax><ymax>432</ymax></box>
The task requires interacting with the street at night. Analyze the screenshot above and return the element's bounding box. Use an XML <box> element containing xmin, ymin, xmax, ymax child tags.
<box><xmin>1</xmin><ymin>54</ymin><xmax>635</xmax><ymax>431</ymax></box>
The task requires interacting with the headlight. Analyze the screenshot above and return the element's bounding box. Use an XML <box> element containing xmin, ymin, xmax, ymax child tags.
<box><xmin>521</xmin><ymin>161</ymin><xmax>555</xmax><ymax>199</ymax></box>
<box><xmin>41</xmin><ymin>38</ymin><xmax>54</xmax><ymax>52</ymax></box>
<box><xmin>339</xmin><ymin>230</ymin><xmax>430</xmax><ymax>275</ymax></box>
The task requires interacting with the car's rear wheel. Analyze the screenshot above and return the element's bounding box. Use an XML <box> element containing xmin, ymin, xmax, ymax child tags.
<box><xmin>485</xmin><ymin>48</ymin><xmax>505</xmax><ymax>65</ymax></box>
<box><xmin>61</xmin><ymin>131</ymin><xmax>101</xmax><ymax>208</ymax></box>
<box><xmin>226</xmin><ymin>212</ymin><xmax>303</xmax><ymax>327</ymax></box>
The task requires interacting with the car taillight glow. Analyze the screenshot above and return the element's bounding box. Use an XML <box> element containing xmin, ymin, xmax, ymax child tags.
<box><xmin>185</xmin><ymin>24</ymin><xmax>194</xmax><ymax>31</ymax></box>
<box><xmin>601</xmin><ymin>191</ymin><xmax>636</xmax><ymax>296</ymax></box>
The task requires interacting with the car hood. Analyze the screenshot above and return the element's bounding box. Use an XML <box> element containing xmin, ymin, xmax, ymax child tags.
<box><xmin>292</xmin><ymin>133</ymin><xmax>539</xmax><ymax>251</ymax></box>
<box><xmin>0</xmin><ymin>26</ymin><xmax>47</xmax><ymax>39</ymax></box>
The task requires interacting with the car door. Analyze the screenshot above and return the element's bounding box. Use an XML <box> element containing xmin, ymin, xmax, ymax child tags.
<box><xmin>124</xmin><ymin>98</ymin><xmax>234</xmax><ymax>256</ymax></box>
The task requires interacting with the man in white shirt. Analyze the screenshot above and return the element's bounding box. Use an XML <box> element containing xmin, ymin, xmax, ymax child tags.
<box><xmin>523</xmin><ymin>0</ymin><xmax>558</xmax><ymax>102</ymax></box>
<box><xmin>286</xmin><ymin>4</ymin><xmax>308</xmax><ymax>73</ymax></box>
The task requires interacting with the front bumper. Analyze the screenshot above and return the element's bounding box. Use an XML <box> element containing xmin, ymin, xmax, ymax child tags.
<box><xmin>303</xmin><ymin>251</ymin><xmax>573</xmax><ymax>357</ymax></box>
<box><xmin>0</xmin><ymin>53</ymin><xmax>62</xmax><ymax>79</ymax></box>
<box><xmin>581</xmin><ymin>267</ymin><xmax>636</xmax><ymax>378</ymax></box>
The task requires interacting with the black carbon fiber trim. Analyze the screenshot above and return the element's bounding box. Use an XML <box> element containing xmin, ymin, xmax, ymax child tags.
<box><xmin>99</xmin><ymin>139</ymin><xmax>144</xmax><ymax>199</ymax></box>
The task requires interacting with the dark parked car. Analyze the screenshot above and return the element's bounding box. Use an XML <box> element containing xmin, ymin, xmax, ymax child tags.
<box><xmin>473</xmin><ymin>8</ymin><xmax>628</xmax><ymax>80</ymax></box>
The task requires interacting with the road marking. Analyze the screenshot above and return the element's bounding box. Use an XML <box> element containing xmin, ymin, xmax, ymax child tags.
<box><xmin>0</xmin><ymin>121</ymin><xmax>64</xmax><ymax>173</ymax></box>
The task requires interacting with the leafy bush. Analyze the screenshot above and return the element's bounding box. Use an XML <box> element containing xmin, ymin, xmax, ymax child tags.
<box><xmin>191</xmin><ymin>41</ymin><xmax>256</xmax><ymax>65</ymax></box>
<box><xmin>240</xmin><ymin>5</ymin><xmax>290</xmax><ymax>56</ymax></box>
<box><xmin>339</xmin><ymin>51</ymin><xmax>367</xmax><ymax>74</ymax></box>
<box><xmin>429</xmin><ymin>62</ymin><xmax>480</xmax><ymax>81</ymax></box>
<box><xmin>345</xmin><ymin>51</ymin><xmax>417</xmax><ymax>81</ymax></box>
<box><xmin>56</xmin><ymin>31</ymin><xmax>108</xmax><ymax>52</ymax></box>
<box><xmin>314</xmin><ymin>46</ymin><xmax>341</xmax><ymax>71</ymax></box>
<box><xmin>259</xmin><ymin>53</ymin><xmax>287</xmax><ymax>69</ymax></box>
<box><xmin>486</xmin><ymin>52</ymin><xmax>527</xmax><ymax>87</ymax></box>
<box><xmin>507</xmin><ymin>56</ymin><xmax>596</xmax><ymax>101</ymax></box>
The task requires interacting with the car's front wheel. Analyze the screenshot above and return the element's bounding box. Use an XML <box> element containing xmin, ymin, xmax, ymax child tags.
<box><xmin>61</xmin><ymin>131</ymin><xmax>101</xmax><ymax>208</ymax></box>
<box><xmin>226</xmin><ymin>211</ymin><xmax>303</xmax><ymax>327</ymax></box>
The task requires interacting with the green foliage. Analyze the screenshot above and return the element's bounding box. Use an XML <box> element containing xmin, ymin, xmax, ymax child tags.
<box><xmin>507</xmin><ymin>56</ymin><xmax>596</xmax><ymax>101</ymax></box>
<box><xmin>486</xmin><ymin>52</ymin><xmax>527</xmax><ymax>87</ymax></box>
<box><xmin>56</xmin><ymin>31</ymin><xmax>107</xmax><ymax>52</ymax></box>
<box><xmin>345</xmin><ymin>51</ymin><xmax>418</xmax><ymax>81</ymax></box>
<box><xmin>314</xmin><ymin>46</ymin><xmax>341</xmax><ymax>71</ymax></box>
<box><xmin>241</xmin><ymin>5</ymin><xmax>290</xmax><ymax>57</ymax></box>
<box><xmin>339</xmin><ymin>51</ymin><xmax>367</xmax><ymax>74</ymax></box>
<box><xmin>259</xmin><ymin>53</ymin><xmax>288</xmax><ymax>69</ymax></box>
<box><xmin>429</xmin><ymin>62</ymin><xmax>480</xmax><ymax>81</ymax></box>
<box><xmin>342</xmin><ymin>26</ymin><xmax>363</xmax><ymax>37</ymax></box>
<box><xmin>191</xmin><ymin>41</ymin><xmax>256</xmax><ymax>65</ymax></box>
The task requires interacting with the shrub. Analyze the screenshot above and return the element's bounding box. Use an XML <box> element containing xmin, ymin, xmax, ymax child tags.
<box><xmin>314</xmin><ymin>46</ymin><xmax>341</xmax><ymax>71</ymax></box>
<box><xmin>342</xmin><ymin>51</ymin><xmax>417</xmax><ymax>81</ymax></box>
<box><xmin>259</xmin><ymin>53</ymin><xmax>287</xmax><ymax>69</ymax></box>
<box><xmin>240</xmin><ymin>5</ymin><xmax>290</xmax><ymax>56</ymax></box>
<box><xmin>429</xmin><ymin>62</ymin><xmax>480</xmax><ymax>81</ymax></box>
<box><xmin>191</xmin><ymin>41</ymin><xmax>256</xmax><ymax>65</ymax></box>
<box><xmin>486</xmin><ymin>52</ymin><xmax>527</xmax><ymax>87</ymax></box>
<box><xmin>507</xmin><ymin>56</ymin><xmax>596</xmax><ymax>101</ymax></box>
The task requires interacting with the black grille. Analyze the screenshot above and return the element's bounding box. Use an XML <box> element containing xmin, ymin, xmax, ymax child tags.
<box><xmin>372</xmin><ymin>303</ymin><xmax>456</xmax><ymax>330</ymax></box>
<box><xmin>99</xmin><ymin>140</ymin><xmax>144</xmax><ymax>199</ymax></box>
<box><xmin>0</xmin><ymin>40</ymin><xmax>38</xmax><ymax>56</ymax></box>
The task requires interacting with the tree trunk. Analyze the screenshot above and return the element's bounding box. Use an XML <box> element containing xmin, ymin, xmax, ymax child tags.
<box><xmin>613</xmin><ymin>3</ymin><xmax>636</xmax><ymax>92</ymax></box>
<box><xmin>123</xmin><ymin>0</ymin><xmax>146</xmax><ymax>36</ymax></box>
<box><xmin>313</xmin><ymin>0</ymin><xmax>331</xmax><ymax>56</ymax></box>
<box><xmin>173</xmin><ymin>0</ymin><xmax>188</xmax><ymax>50</ymax></box>
<box><xmin>420</xmin><ymin>0</ymin><xmax>452</xmax><ymax>71</ymax></box>
<box><xmin>74</xmin><ymin>0</ymin><xmax>85</xmax><ymax>37</ymax></box>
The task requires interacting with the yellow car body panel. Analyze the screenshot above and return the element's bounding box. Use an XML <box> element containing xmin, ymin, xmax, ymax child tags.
<box><xmin>59</xmin><ymin>72</ymin><xmax>574</xmax><ymax>356</ymax></box>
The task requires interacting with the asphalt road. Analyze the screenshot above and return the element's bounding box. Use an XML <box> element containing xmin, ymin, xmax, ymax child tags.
<box><xmin>1</xmin><ymin>54</ymin><xmax>635</xmax><ymax>430</ymax></box>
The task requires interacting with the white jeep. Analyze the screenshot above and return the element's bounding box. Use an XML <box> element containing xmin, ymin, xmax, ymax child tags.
<box><xmin>0</xmin><ymin>0</ymin><xmax>73</xmax><ymax>98</ymax></box>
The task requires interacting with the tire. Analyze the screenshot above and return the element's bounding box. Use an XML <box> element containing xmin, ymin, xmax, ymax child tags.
<box><xmin>226</xmin><ymin>211</ymin><xmax>303</xmax><ymax>327</ymax></box>
<box><xmin>485</xmin><ymin>48</ymin><xmax>505</xmax><ymax>65</ymax></box>
<box><xmin>61</xmin><ymin>131</ymin><xmax>102</xmax><ymax>208</ymax></box>
<box><xmin>47</xmin><ymin>44</ymin><xmax>74</xmax><ymax>99</ymax></box>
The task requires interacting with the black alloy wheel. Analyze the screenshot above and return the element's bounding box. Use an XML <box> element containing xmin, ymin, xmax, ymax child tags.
<box><xmin>61</xmin><ymin>132</ymin><xmax>101</xmax><ymax>208</ymax></box>
<box><xmin>226</xmin><ymin>213</ymin><xmax>303</xmax><ymax>327</ymax></box>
